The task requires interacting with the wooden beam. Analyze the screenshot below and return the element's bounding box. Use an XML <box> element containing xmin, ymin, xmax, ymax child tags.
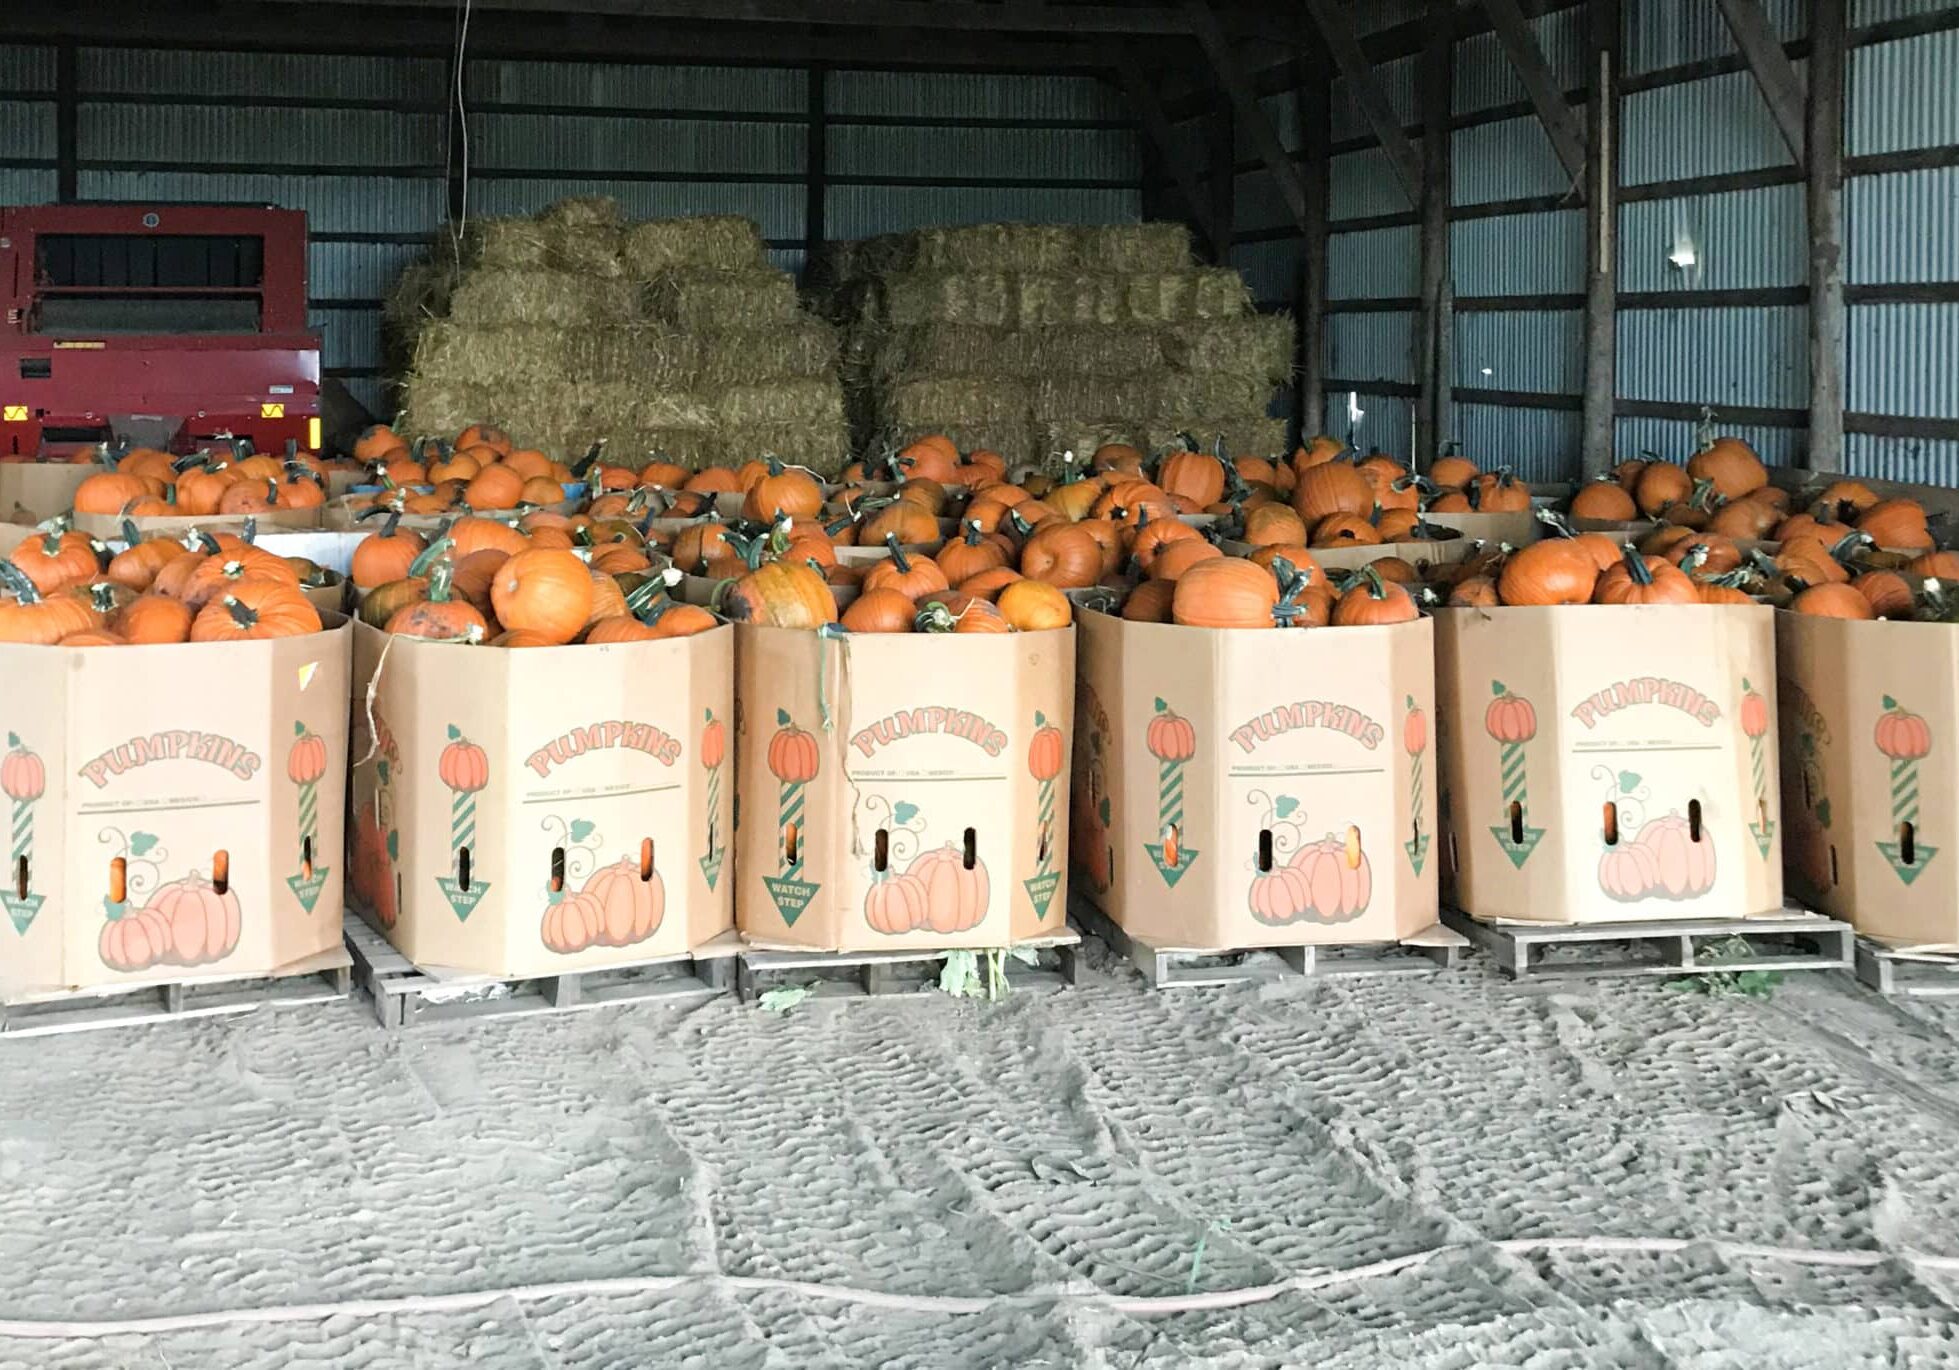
<box><xmin>54</xmin><ymin>40</ymin><xmax>76</xmax><ymax>203</ymax></box>
<box><xmin>1184</xmin><ymin>1</ymin><xmax>1310</xmax><ymax>233</ymax></box>
<box><xmin>805</xmin><ymin>65</ymin><xmax>827</xmax><ymax>269</ymax></box>
<box><xmin>1209</xmin><ymin>99</ymin><xmax>1237</xmax><ymax>262</ymax></box>
<box><xmin>245</xmin><ymin>0</ymin><xmax>1206</xmax><ymax>34</ymax></box>
<box><xmin>1415</xmin><ymin>0</ymin><xmax>1453</xmax><ymax>464</ymax></box>
<box><xmin>1580</xmin><ymin>0</ymin><xmax>1620</xmax><ymax>478</ymax></box>
<box><xmin>1806</xmin><ymin>0</ymin><xmax>1846</xmax><ymax>471</ymax></box>
<box><xmin>1299</xmin><ymin>62</ymin><xmax>1332</xmax><ymax>440</ymax></box>
<box><xmin>1482</xmin><ymin>0</ymin><xmax>1586</xmax><ymax>182</ymax></box>
<box><xmin>1303</xmin><ymin>0</ymin><xmax>1423</xmax><ymax>207</ymax></box>
<box><xmin>1715</xmin><ymin>0</ymin><xmax>1807</xmax><ymax>164</ymax></box>
<box><xmin>1115</xmin><ymin>47</ymin><xmax>1223</xmax><ymax>257</ymax></box>
<box><xmin>11</xmin><ymin>0</ymin><xmax>1119</xmax><ymax>70</ymax></box>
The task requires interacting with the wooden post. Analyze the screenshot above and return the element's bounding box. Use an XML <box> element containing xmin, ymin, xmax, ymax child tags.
<box><xmin>54</xmin><ymin>40</ymin><xmax>76</xmax><ymax>203</ymax></box>
<box><xmin>1416</xmin><ymin>0</ymin><xmax>1452</xmax><ymax>465</ymax></box>
<box><xmin>1807</xmin><ymin>0</ymin><xmax>1846</xmax><ymax>472</ymax></box>
<box><xmin>1300</xmin><ymin>64</ymin><xmax>1331</xmax><ymax>442</ymax></box>
<box><xmin>1580</xmin><ymin>0</ymin><xmax>1620</xmax><ymax>479</ymax></box>
<box><xmin>1116</xmin><ymin>46</ymin><xmax>1223</xmax><ymax>257</ymax></box>
<box><xmin>1208</xmin><ymin>98</ymin><xmax>1235</xmax><ymax>266</ymax></box>
<box><xmin>806</xmin><ymin>65</ymin><xmax>828</xmax><ymax>269</ymax></box>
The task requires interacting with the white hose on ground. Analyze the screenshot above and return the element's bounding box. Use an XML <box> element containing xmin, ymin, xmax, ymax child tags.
<box><xmin>1</xmin><ymin>1236</ymin><xmax>1954</xmax><ymax>1339</ymax></box>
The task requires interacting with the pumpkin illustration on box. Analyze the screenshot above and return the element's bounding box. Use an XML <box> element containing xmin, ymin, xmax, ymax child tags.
<box><xmin>1485</xmin><ymin>681</ymin><xmax>1543</xmax><ymax>869</ymax></box>
<box><xmin>1</xmin><ymin>732</ymin><xmax>46</xmax><ymax>935</ymax></box>
<box><xmin>435</xmin><ymin>726</ymin><xmax>492</xmax><ymax>922</ymax></box>
<box><xmin>1874</xmin><ymin>695</ymin><xmax>1938</xmax><ymax>885</ymax></box>
<box><xmin>1143</xmin><ymin>698</ymin><xmax>1199</xmax><ymax>888</ymax></box>
<box><xmin>537</xmin><ymin>816</ymin><xmax>666</xmax><ymax>955</ymax></box>
<box><xmin>1593</xmin><ymin>767</ymin><xmax>1717</xmax><ymax>902</ymax></box>
<box><xmin>95</xmin><ymin>828</ymin><xmax>242</xmax><ymax>972</ymax></box>
<box><xmin>698</xmin><ymin>708</ymin><xmax>726</xmax><ymax>892</ymax></box>
<box><xmin>1242</xmin><ymin>791</ymin><xmax>1372</xmax><ymax>926</ymax></box>
<box><xmin>285</xmin><ymin>722</ymin><xmax>332</xmax><ymax>914</ymax></box>
<box><xmin>763</xmin><ymin>710</ymin><xmax>822</xmax><ymax>927</ymax></box>
<box><xmin>859</xmin><ymin>795</ymin><xmax>991</xmax><ymax>935</ymax></box>
<box><xmin>1022</xmin><ymin>711</ymin><xmax>1064</xmax><ymax>924</ymax></box>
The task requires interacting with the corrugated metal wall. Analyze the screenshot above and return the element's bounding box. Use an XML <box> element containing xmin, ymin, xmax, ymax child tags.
<box><xmin>1187</xmin><ymin>0</ymin><xmax>1959</xmax><ymax>481</ymax></box>
<box><xmin>0</xmin><ymin>44</ymin><xmax>1140</xmax><ymax>424</ymax></box>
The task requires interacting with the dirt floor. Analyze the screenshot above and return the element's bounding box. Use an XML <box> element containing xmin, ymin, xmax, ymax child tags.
<box><xmin>3</xmin><ymin>942</ymin><xmax>1959</xmax><ymax>1367</ymax></box>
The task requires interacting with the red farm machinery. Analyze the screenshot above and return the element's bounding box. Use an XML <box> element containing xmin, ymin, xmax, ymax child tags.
<box><xmin>0</xmin><ymin>203</ymin><xmax>321</xmax><ymax>459</ymax></box>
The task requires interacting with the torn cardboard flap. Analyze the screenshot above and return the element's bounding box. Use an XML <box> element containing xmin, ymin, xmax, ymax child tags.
<box><xmin>734</xmin><ymin>623</ymin><xmax>1075</xmax><ymax>952</ymax></box>
<box><xmin>1777</xmin><ymin>613</ymin><xmax>1959</xmax><ymax>944</ymax></box>
<box><xmin>71</xmin><ymin>506</ymin><xmax>324</xmax><ymax>540</ymax></box>
<box><xmin>1</xmin><ymin>618</ymin><xmax>352</xmax><ymax>1001</ymax></box>
<box><xmin>349</xmin><ymin>621</ymin><xmax>735</xmax><ymax>978</ymax></box>
<box><xmin>1073</xmin><ymin>608</ymin><xmax>1436</xmax><ymax>951</ymax></box>
<box><xmin>1436</xmin><ymin>604</ymin><xmax>1781</xmax><ymax>925</ymax></box>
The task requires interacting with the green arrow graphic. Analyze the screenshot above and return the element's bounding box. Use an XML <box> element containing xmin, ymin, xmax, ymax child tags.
<box><xmin>1405</xmin><ymin>747</ymin><xmax>1429</xmax><ymax>875</ymax></box>
<box><xmin>1143</xmin><ymin>841</ymin><xmax>1200</xmax><ymax>887</ymax></box>
<box><xmin>1023</xmin><ymin>870</ymin><xmax>1061</xmax><ymax>922</ymax></box>
<box><xmin>436</xmin><ymin>874</ymin><xmax>490</xmax><ymax>922</ymax></box>
<box><xmin>1</xmin><ymin>892</ymin><xmax>43</xmax><ymax>936</ymax></box>
<box><xmin>1490</xmin><ymin>739</ymin><xmax>1544</xmax><ymax>869</ymax></box>
<box><xmin>286</xmin><ymin>866</ymin><xmax>330</xmax><ymax>914</ymax></box>
<box><xmin>764</xmin><ymin>874</ymin><xmax>821</xmax><ymax>926</ymax></box>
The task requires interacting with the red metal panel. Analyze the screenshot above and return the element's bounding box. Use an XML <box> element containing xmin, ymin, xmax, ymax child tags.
<box><xmin>0</xmin><ymin>203</ymin><xmax>320</xmax><ymax>455</ymax></box>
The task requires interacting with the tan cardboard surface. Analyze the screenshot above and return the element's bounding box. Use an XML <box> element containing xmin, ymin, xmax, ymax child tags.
<box><xmin>1220</xmin><ymin>536</ymin><xmax>1484</xmax><ymax>579</ymax></box>
<box><xmin>1436</xmin><ymin>605</ymin><xmax>1782</xmax><ymax>924</ymax></box>
<box><xmin>0</xmin><ymin>465</ymin><xmax>96</xmax><ymax>523</ymax></box>
<box><xmin>0</xmin><ymin>620</ymin><xmax>352</xmax><ymax>1001</ymax></box>
<box><xmin>733</xmin><ymin>624</ymin><xmax>1074</xmax><ymax>951</ymax></box>
<box><xmin>1423</xmin><ymin>510</ymin><xmax>1539</xmax><ymax>546</ymax></box>
<box><xmin>72</xmin><ymin>507</ymin><xmax>324</xmax><ymax>540</ymax></box>
<box><xmin>349</xmin><ymin>621</ymin><xmax>734</xmax><ymax>977</ymax></box>
<box><xmin>1776</xmin><ymin>613</ymin><xmax>1959</xmax><ymax>942</ymax></box>
<box><xmin>1073</xmin><ymin>609</ymin><xmax>1436</xmax><ymax>950</ymax></box>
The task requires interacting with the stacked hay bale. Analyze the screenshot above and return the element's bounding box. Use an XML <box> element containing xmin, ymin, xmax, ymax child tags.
<box><xmin>387</xmin><ymin>198</ymin><xmax>848</xmax><ymax>472</ymax></box>
<box><xmin>812</xmin><ymin>223</ymin><xmax>1292</xmax><ymax>466</ymax></box>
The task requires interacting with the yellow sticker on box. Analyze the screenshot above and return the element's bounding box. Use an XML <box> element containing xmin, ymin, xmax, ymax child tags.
<box><xmin>1</xmin><ymin>406</ymin><xmax>26</xmax><ymax>422</ymax></box>
<box><xmin>260</xmin><ymin>403</ymin><xmax>285</xmax><ymax>419</ymax></box>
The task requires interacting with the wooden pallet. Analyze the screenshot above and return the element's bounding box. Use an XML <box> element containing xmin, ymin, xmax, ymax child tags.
<box><xmin>1440</xmin><ymin>905</ymin><xmax>1855</xmax><ymax>981</ymax></box>
<box><xmin>0</xmin><ymin>943</ymin><xmax>353</xmax><ymax>1038</ymax></box>
<box><xmin>735</xmin><ymin>930</ymin><xmax>1080</xmax><ymax>1002</ymax></box>
<box><xmin>1853</xmin><ymin>938</ymin><xmax>1959</xmax><ymax>997</ymax></box>
<box><xmin>343</xmin><ymin>918</ymin><xmax>738</xmax><ymax>1028</ymax></box>
<box><xmin>1070</xmin><ymin>897</ymin><xmax>1467</xmax><ymax>989</ymax></box>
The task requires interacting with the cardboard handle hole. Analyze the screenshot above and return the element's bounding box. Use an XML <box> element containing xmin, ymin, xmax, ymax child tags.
<box><xmin>13</xmin><ymin>854</ymin><xmax>26</xmax><ymax>901</ymax></box>
<box><xmin>873</xmin><ymin>828</ymin><xmax>889</xmax><ymax>873</ymax></box>
<box><xmin>457</xmin><ymin>846</ymin><xmax>472</xmax><ymax>893</ymax></box>
<box><xmin>1829</xmin><ymin>844</ymin><xmax>1839</xmax><ymax>886</ymax></box>
<box><xmin>1446</xmin><ymin>829</ymin><xmax>1458</xmax><ymax>877</ymax></box>
<box><xmin>1037</xmin><ymin>823</ymin><xmax>1050</xmax><ymax>866</ymax></box>
<box><xmin>212</xmin><ymin>850</ymin><xmax>230</xmax><ymax>896</ymax></box>
<box><xmin>1687</xmin><ymin>799</ymin><xmax>1703</xmax><ymax>843</ymax></box>
<box><xmin>962</xmin><ymin>828</ymin><xmax>977</xmax><ymax>870</ymax></box>
<box><xmin>639</xmin><ymin>838</ymin><xmax>655</xmax><ymax>881</ymax></box>
<box><xmin>549</xmin><ymin>847</ymin><xmax>565</xmax><ymax>893</ymax></box>
<box><xmin>108</xmin><ymin>856</ymin><xmax>126</xmax><ymax>905</ymax></box>
<box><xmin>1344</xmin><ymin>825</ymin><xmax>1363</xmax><ymax>869</ymax></box>
<box><xmin>1602</xmin><ymin>802</ymin><xmax>1618</xmax><ymax>846</ymax></box>
<box><xmin>1508</xmin><ymin>801</ymin><xmax>1523</xmax><ymax>845</ymax></box>
<box><xmin>1257</xmin><ymin>829</ymin><xmax>1273</xmax><ymax>873</ymax></box>
<box><xmin>1160</xmin><ymin>823</ymin><xmax>1181</xmax><ymax>869</ymax></box>
<box><xmin>784</xmin><ymin>822</ymin><xmax>799</xmax><ymax>865</ymax></box>
<box><xmin>300</xmin><ymin>836</ymin><xmax>314</xmax><ymax>881</ymax></box>
<box><xmin>1802</xmin><ymin>773</ymin><xmax>1813</xmax><ymax>809</ymax></box>
<box><xmin>1900</xmin><ymin>820</ymin><xmax>1917</xmax><ymax>866</ymax></box>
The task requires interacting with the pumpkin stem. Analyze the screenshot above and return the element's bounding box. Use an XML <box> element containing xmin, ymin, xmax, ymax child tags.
<box><xmin>120</xmin><ymin>517</ymin><xmax>140</xmax><ymax>546</ymax></box>
<box><xmin>426</xmin><ymin>560</ymin><xmax>456</xmax><ymax>604</ymax></box>
<box><xmin>1362</xmin><ymin>563</ymin><xmax>1391</xmax><ymax>599</ymax></box>
<box><xmin>1620</xmin><ymin>545</ymin><xmax>1656</xmax><ymax>585</ymax></box>
<box><xmin>407</xmin><ymin>535</ymin><xmax>452</xmax><ymax>579</ymax></box>
<box><xmin>962</xmin><ymin>518</ymin><xmax>984</xmax><ymax>546</ymax></box>
<box><xmin>623</xmin><ymin>576</ymin><xmax>666</xmax><ymax>620</ymax></box>
<box><xmin>571</xmin><ymin>442</ymin><xmax>604</xmax><ymax>477</ymax></box>
<box><xmin>224</xmin><ymin>595</ymin><xmax>259</xmax><ymax>630</ymax></box>
<box><xmin>1828</xmin><ymin>529</ymin><xmax>1873</xmax><ymax>563</ymax></box>
<box><xmin>1535</xmin><ymin>507</ymin><xmax>1580</xmax><ymax>539</ymax></box>
<box><xmin>0</xmin><ymin>561</ymin><xmax>41</xmax><ymax>602</ymax></box>
<box><xmin>884</xmin><ymin>533</ymin><xmax>911</xmax><ymax>573</ymax></box>
<box><xmin>914</xmin><ymin>601</ymin><xmax>956</xmax><ymax>634</ymax></box>
<box><xmin>88</xmin><ymin>581</ymin><xmax>117</xmax><ymax>613</ymax></box>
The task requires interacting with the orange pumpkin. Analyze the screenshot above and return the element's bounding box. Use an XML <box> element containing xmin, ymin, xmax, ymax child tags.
<box><xmin>490</xmin><ymin>549</ymin><xmax>594</xmax><ymax>645</ymax></box>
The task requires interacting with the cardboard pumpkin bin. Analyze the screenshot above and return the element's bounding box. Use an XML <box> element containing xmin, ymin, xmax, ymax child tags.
<box><xmin>0</xmin><ymin>619</ymin><xmax>352</xmax><ymax>1003</ymax></box>
<box><xmin>1434</xmin><ymin>604</ymin><xmax>1782</xmax><ymax>924</ymax></box>
<box><xmin>1071</xmin><ymin>607</ymin><xmax>1438</xmax><ymax>950</ymax></box>
<box><xmin>348</xmin><ymin>621</ymin><xmax>734</xmax><ymax>976</ymax></box>
<box><xmin>732</xmin><ymin>625</ymin><xmax>1074</xmax><ymax>953</ymax></box>
<box><xmin>1776</xmin><ymin>613</ymin><xmax>1959</xmax><ymax>945</ymax></box>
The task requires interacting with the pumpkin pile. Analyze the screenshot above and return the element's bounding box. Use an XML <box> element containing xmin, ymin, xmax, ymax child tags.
<box><xmin>69</xmin><ymin>441</ymin><xmax>340</xmax><ymax>520</ymax></box>
<box><xmin>352</xmin><ymin>511</ymin><xmax>713</xmax><ymax>648</ymax></box>
<box><xmin>341</xmin><ymin>421</ymin><xmax>582</xmax><ymax>519</ymax></box>
<box><xmin>1</xmin><ymin>520</ymin><xmax>330</xmax><ymax>645</ymax></box>
<box><xmin>1287</xmin><ymin>441</ymin><xmax>1529</xmax><ymax>548</ymax></box>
